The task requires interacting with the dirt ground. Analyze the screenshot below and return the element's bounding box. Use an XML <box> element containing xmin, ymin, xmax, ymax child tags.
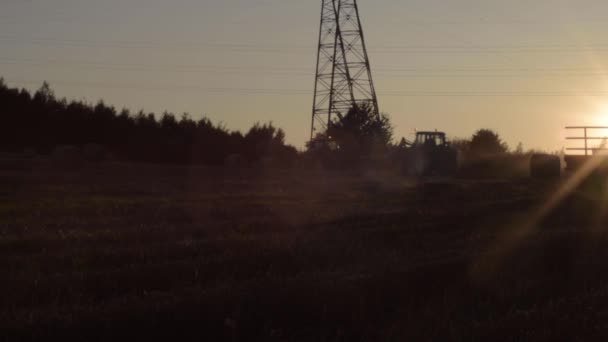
<box><xmin>2</xmin><ymin>160</ymin><xmax>608</xmax><ymax>341</ymax></box>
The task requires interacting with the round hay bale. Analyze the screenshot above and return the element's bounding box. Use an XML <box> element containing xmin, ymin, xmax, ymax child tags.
<box><xmin>530</xmin><ymin>153</ymin><xmax>561</xmax><ymax>178</ymax></box>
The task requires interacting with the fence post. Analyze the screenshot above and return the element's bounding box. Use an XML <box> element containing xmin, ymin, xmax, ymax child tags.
<box><xmin>585</xmin><ymin>127</ymin><xmax>588</xmax><ymax>156</ymax></box>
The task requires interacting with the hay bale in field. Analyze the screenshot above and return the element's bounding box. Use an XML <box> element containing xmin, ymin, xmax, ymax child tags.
<box><xmin>530</xmin><ymin>153</ymin><xmax>561</xmax><ymax>178</ymax></box>
<box><xmin>52</xmin><ymin>145</ymin><xmax>84</xmax><ymax>168</ymax></box>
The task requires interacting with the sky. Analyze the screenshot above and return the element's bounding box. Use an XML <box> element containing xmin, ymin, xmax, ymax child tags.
<box><xmin>3</xmin><ymin>0</ymin><xmax>608</xmax><ymax>151</ymax></box>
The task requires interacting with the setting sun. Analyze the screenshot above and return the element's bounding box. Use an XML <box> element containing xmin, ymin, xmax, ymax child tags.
<box><xmin>595</xmin><ymin>104</ymin><xmax>608</xmax><ymax>127</ymax></box>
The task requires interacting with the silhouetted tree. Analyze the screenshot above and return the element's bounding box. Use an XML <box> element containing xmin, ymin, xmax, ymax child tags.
<box><xmin>469</xmin><ymin>129</ymin><xmax>509</xmax><ymax>156</ymax></box>
<box><xmin>243</xmin><ymin>123</ymin><xmax>297</xmax><ymax>165</ymax></box>
<box><xmin>326</xmin><ymin>103</ymin><xmax>393</xmax><ymax>162</ymax></box>
<box><xmin>33</xmin><ymin>81</ymin><xmax>54</xmax><ymax>105</ymax></box>
<box><xmin>304</xmin><ymin>104</ymin><xmax>393</xmax><ymax>167</ymax></box>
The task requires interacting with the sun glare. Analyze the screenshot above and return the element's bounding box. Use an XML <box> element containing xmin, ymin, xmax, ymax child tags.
<box><xmin>594</xmin><ymin>103</ymin><xmax>608</xmax><ymax>127</ymax></box>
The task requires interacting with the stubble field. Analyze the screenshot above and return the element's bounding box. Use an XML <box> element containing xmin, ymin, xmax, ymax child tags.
<box><xmin>2</xmin><ymin>160</ymin><xmax>608</xmax><ymax>341</ymax></box>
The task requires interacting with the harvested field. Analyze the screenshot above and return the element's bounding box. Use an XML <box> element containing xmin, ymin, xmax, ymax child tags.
<box><xmin>2</xmin><ymin>160</ymin><xmax>608</xmax><ymax>341</ymax></box>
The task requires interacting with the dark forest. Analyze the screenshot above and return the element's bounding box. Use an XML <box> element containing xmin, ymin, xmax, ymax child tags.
<box><xmin>0</xmin><ymin>79</ymin><xmax>298</xmax><ymax>165</ymax></box>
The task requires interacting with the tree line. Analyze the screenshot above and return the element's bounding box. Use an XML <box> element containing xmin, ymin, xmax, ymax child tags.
<box><xmin>1</xmin><ymin>77</ymin><xmax>539</xmax><ymax>175</ymax></box>
<box><xmin>0</xmin><ymin>79</ymin><xmax>297</xmax><ymax>165</ymax></box>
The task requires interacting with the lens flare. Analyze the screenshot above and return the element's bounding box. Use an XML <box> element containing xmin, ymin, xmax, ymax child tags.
<box><xmin>472</xmin><ymin>154</ymin><xmax>607</xmax><ymax>279</ymax></box>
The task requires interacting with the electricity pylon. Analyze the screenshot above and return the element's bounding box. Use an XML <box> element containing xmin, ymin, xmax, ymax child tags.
<box><xmin>310</xmin><ymin>0</ymin><xmax>379</xmax><ymax>139</ymax></box>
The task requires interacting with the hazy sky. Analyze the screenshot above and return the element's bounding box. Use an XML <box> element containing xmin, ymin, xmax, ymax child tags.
<box><xmin>3</xmin><ymin>0</ymin><xmax>608</xmax><ymax>151</ymax></box>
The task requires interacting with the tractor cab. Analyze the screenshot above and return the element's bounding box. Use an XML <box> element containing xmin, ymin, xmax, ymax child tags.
<box><xmin>413</xmin><ymin>131</ymin><xmax>449</xmax><ymax>148</ymax></box>
<box><xmin>402</xmin><ymin>130</ymin><xmax>458</xmax><ymax>176</ymax></box>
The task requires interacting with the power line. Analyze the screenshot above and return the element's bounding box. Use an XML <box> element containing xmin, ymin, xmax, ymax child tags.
<box><xmin>6</xmin><ymin>78</ymin><xmax>608</xmax><ymax>97</ymax></box>
<box><xmin>380</xmin><ymin>91</ymin><xmax>608</xmax><ymax>97</ymax></box>
<box><xmin>4</xmin><ymin>35</ymin><xmax>608</xmax><ymax>54</ymax></box>
<box><xmin>0</xmin><ymin>36</ymin><xmax>313</xmax><ymax>52</ymax></box>
<box><xmin>2</xmin><ymin>56</ymin><xmax>607</xmax><ymax>72</ymax></box>
<box><xmin>0</xmin><ymin>59</ymin><xmax>312</xmax><ymax>76</ymax></box>
<box><xmin>0</xmin><ymin>57</ymin><xmax>311</xmax><ymax>72</ymax></box>
<box><xmin>4</xmin><ymin>58</ymin><xmax>608</xmax><ymax>78</ymax></box>
<box><xmin>4</xmin><ymin>35</ymin><xmax>608</xmax><ymax>50</ymax></box>
<box><xmin>3</xmin><ymin>79</ymin><xmax>309</xmax><ymax>95</ymax></box>
<box><xmin>400</xmin><ymin>18</ymin><xmax>608</xmax><ymax>26</ymax></box>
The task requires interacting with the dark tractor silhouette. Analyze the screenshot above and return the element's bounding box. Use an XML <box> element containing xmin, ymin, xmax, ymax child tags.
<box><xmin>402</xmin><ymin>131</ymin><xmax>458</xmax><ymax>177</ymax></box>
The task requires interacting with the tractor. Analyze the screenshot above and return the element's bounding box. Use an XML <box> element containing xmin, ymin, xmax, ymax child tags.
<box><xmin>401</xmin><ymin>131</ymin><xmax>458</xmax><ymax>177</ymax></box>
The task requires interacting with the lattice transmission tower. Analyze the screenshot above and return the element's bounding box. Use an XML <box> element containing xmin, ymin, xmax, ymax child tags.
<box><xmin>310</xmin><ymin>0</ymin><xmax>379</xmax><ymax>139</ymax></box>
